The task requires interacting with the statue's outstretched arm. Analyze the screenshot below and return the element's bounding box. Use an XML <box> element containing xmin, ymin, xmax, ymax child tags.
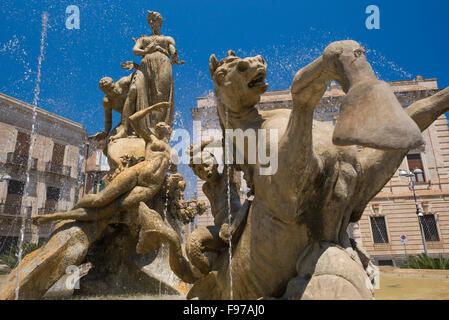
<box><xmin>129</xmin><ymin>102</ymin><xmax>170</xmax><ymax>140</ymax></box>
<box><xmin>132</xmin><ymin>37</ymin><xmax>146</xmax><ymax>57</ymax></box>
<box><xmin>406</xmin><ymin>87</ymin><xmax>449</xmax><ymax>130</ymax></box>
<box><xmin>103</xmin><ymin>101</ymin><xmax>113</xmax><ymax>134</ymax></box>
<box><xmin>353</xmin><ymin>87</ymin><xmax>449</xmax><ymax>221</ymax></box>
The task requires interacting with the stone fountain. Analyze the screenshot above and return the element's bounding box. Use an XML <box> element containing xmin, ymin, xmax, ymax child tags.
<box><xmin>1</xmin><ymin>11</ymin><xmax>449</xmax><ymax>300</ymax></box>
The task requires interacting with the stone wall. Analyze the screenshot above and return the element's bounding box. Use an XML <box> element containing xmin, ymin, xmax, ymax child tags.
<box><xmin>0</xmin><ymin>93</ymin><xmax>87</xmax><ymax>250</ymax></box>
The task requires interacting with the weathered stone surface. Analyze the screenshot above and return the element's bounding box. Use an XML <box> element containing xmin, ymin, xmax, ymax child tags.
<box><xmin>333</xmin><ymin>80</ymin><xmax>424</xmax><ymax>150</ymax></box>
<box><xmin>0</xmin><ymin>220</ymin><xmax>106</xmax><ymax>300</ymax></box>
<box><xmin>141</xmin><ymin>244</ymin><xmax>191</xmax><ymax>296</ymax></box>
<box><xmin>0</xmin><ymin>264</ymin><xmax>10</xmax><ymax>275</ymax></box>
<box><xmin>1</xmin><ymin>208</ymin><xmax>190</xmax><ymax>299</ymax></box>
<box><xmin>180</xmin><ymin>40</ymin><xmax>449</xmax><ymax>300</ymax></box>
<box><xmin>74</xmin><ymin>223</ymin><xmax>182</xmax><ymax>297</ymax></box>
<box><xmin>325</xmin><ymin>40</ymin><xmax>424</xmax><ymax>150</ymax></box>
<box><xmin>295</xmin><ymin>245</ymin><xmax>374</xmax><ymax>300</ymax></box>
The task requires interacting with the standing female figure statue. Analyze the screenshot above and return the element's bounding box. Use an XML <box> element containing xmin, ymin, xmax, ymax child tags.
<box><xmin>111</xmin><ymin>11</ymin><xmax>184</xmax><ymax>140</ymax></box>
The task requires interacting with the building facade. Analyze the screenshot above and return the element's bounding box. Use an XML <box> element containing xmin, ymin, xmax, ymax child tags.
<box><xmin>190</xmin><ymin>77</ymin><xmax>449</xmax><ymax>266</ymax></box>
<box><xmin>0</xmin><ymin>93</ymin><xmax>87</xmax><ymax>253</ymax></box>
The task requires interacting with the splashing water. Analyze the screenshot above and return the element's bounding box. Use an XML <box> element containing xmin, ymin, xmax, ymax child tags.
<box><xmin>14</xmin><ymin>11</ymin><xmax>49</xmax><ymax>300</ymax></box>
<box><xmin>227</xmin><ymin>165</ymin><xmax>233</xmax><ymax>300</ymax></box>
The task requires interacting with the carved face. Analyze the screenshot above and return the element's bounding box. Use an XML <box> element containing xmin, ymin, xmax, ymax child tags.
<box><xmin>155</xmin><ymin>122</ymin><xmax>171</xmax><ymax>140</ymax></box>
<box><xmin>189</xmin><ymin>151</ymin><xmax>219</xmax><ymax>183</ymax></box>
<box><xmin>209</xmin><ymin>51</ymin><xmax>268</xmax><ymax>114</ymax></box>
<box><xmin>178</xmin><ymin>180</ymin><xmax>186</xmax><ymax>191</ymax></box>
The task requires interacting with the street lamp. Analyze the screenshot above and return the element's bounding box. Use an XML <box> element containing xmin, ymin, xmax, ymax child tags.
<box><xmin>0</xmin><ymin>174</ymin><xmax>11</xmax><ymax>182</ymax></box>
<box><xmin>398</xmin><ymin>168</ymin><xmax>428</xmax><ymax>255</ymax></box>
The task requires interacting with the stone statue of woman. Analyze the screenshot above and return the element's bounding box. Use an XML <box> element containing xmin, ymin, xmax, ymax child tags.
<box><xmin>111</xmin><ymin>11</ymin><xmax>184</xmax><ymax>140</ymax></box>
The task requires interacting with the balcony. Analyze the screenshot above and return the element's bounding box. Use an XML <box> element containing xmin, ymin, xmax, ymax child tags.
<box><xmin>6</xmin><ymin>152</ymin><xmax>38</xmax><ymax>170</ymax></box>
<box><xmin>0</xmin><ymin>203</ymin><xmax>21</xmax><ymax>215</ymax></box>
<box><xmin>45</xmin><ymin>162</ymin><xmax>71</xmax><ymax>176</ymax></box>
<box><xmin>0</xmin><ymin>204</ymin><xmax>32</xmax><ymax>218</ymax></box>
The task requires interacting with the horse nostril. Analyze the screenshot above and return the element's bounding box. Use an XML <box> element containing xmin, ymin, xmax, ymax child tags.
<box><xmin>257</xmin><ymin>55</ymin><xmax>266</xmax><ymax>65</ymax></box>
<box><xmin>237</xmin><ymin>60</ymin><xmax>250</xmax><ymax>72</ymax></box>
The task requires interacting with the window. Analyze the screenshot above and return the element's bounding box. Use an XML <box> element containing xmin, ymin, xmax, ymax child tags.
<box><xmin>0</xmin><ymin>236</ymin><xmax>18</xmax><ymax>255</ymax></box>
<box><xmin>46</xmin><ymin>186</ymin><xmax>60</xmax><ymax>201</ymax></box>
<box><xmin>407</xmin><ymin>154</ymin><xmax>425</xmax><ymax>182</ymax></box>
<box><xmin>419</xmin><ymin>214</ymin><xmax>440</xmax><ymax>242</ymax></box>
<box><xmin>7</xmin><ymin>180</ymin><xmax>24</xmax><ymax>195</ymax></box>
<box><xmin>92</xmin><ymin>178</ymin><xmax>98</xmax><ymax>194</ymax></box>
<box><xmin>370</xmin><ymin>216</ymin><xmax>389</xmax><ymax>244</ymax></box>
<box><xmin>5</xmin><ymin>180</ymin><xmax>24</xmax><ymax>215</ymax></box>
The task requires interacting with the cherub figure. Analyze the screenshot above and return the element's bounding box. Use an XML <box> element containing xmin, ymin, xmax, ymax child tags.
<box><xmin>91</xmin><ymin>62</ymin><xmax>140</xmax><ymax>141</ymax></box>
<box><xmin>181</xmin><ymin>200</ymin><xmax>207</xmax><ymax>224</ymax></box>
<box><xmin>184</xmin><ymin>140</ymin><xmax>249</xmax><ymax>274</ymax></box>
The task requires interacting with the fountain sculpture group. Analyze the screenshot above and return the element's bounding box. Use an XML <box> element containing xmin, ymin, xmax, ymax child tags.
<box><xmin>1</xmin><ymin>11</ymin><xmax>449</xmax><ymax>300</ymax></box>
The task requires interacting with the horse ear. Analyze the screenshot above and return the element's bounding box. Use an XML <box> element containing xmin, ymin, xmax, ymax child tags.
<box><xmin>209</xmin><ymin>54</ymin><xmax>219</xmax><ymax>78</ymax></box>
<box><xmin>228</xmin><ymin>50</ymin><xmax>236</xmax><ymax>56</ymax></box>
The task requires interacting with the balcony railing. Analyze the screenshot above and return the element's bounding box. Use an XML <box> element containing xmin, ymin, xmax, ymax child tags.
<box><xmin>6</xmin><ymin>152</ymin><xmax>38</xmax><ymax>170</ymax></box>
<box><xmin>45</xmin><ymin>162</ymin><xmax>71</xmax><ymax>176</ymax></box>
<box><xmin>38</xmin><ymin>207</ymin><xmax>56</xmax><ymax>215</ymax></box>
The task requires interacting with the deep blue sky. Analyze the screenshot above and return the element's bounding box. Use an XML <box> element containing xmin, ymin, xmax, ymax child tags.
<box><xmin>1</xmin><ymin>0</ymin><xmax>448</xmax><ymax>197</ymax></box>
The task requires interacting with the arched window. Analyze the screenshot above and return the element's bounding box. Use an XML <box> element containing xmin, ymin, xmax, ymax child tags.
<box><xmin>406</xmin><ymin>153</ymin><xmax>425</xmax><ymax>182</ymax></box>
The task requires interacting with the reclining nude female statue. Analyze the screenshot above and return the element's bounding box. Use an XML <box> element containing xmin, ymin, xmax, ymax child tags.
<box><xmin>30</xmin><ymin>101</ymin><xmax>203</xmax><ymax>284</ymax></box>
<box><xmin>136</xmin><ymin>40</ymin><xmax>449</xmax><ymax>300</ymax></box>
<box><xmin>31</xmin><ymin>102</ymin><xmax>172</xmax><ymax>225</ymax></box>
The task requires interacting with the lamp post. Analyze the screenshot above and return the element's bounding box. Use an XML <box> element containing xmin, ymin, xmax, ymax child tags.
<box><xmin>399</xmin><ymin>168</ymin><xmax>428</xmax><ymax>255</ymax></box>
<box><xmin>0</xmin><ymin>174</ymin><xmax>11</xmax><ymax>214</ymax></box>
